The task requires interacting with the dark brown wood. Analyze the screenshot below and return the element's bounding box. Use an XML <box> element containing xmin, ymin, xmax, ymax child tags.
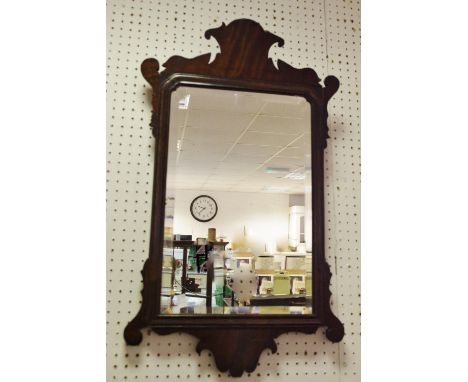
<box><xmin>181</xmin><ymin>247</ymin><xmax>188</xmax><ymax>288</ymax></box>
<box><xmin>124</xmin><ymin>18</ymin><xmax>344</xmax><ymax>377</ymax></box>
<box><xmin>173</xmin><ymin>240</ymin><xmax>195</xmax><ymax>246</ymax></box>
<box><xmin>205</xmin><ymin>257</ymin><xmax>214</xmax><ymax>308</ymax></box>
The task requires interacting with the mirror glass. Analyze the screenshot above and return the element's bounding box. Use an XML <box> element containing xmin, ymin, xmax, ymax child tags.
<box><xmin>161</xmin><ymin>86</ymin><xmax>313</xmax><ymax>315</ymax></box>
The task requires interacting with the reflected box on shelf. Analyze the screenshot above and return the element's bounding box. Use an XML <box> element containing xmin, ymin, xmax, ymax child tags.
<box><xmin>187</xmin><ymin>272</ymin><xmax>207</xmax><ymax>289</ymax></box>
<box><xmin>291</xmin><ymin>277</ymin><xmax>305</xmax><ymax>294</ymax></box>
<box><xmin>172</xmin><ymin>248</ymin><xmax>184</xmax><ymax>260</ymax></box>
<box><xmin>212</xmin><ymin>251</ymin><xmax>225</xmax><ymax>269</ymax></box>
<box><xmin>272</xmin><ymin>274</ymin><xmax>290</xmax><ymax>295</ymax></box>
<box><xmin>196</xmin><ymin>237</ymin><xmax>207</xmax><ymax>245</ymax></box>
<box><xmin>256</xmin><ymin>273</ymin><xmax>274</xmax><ymax>295</ymax></box>
<box><xmin>289</xmin><ymin>274</ymin><xmax>305</xmax><ymax>294</ymax></box>
<box><xmin>284</xmin><ymin>270</ymin><xmax>306</xmax><ymax>295</ymax></box>
<box><xmin>285</xmin><ymin>255</ymin><xmax>312</xmax><ymax>271</ymax></box>
<box><xmin>232</xmin><ymin>252</ymin><xmax>255</xmax><ymax>270</ymax></box>
<box><xmin>173</xmin><ymin>234</ymin><xmax>192</xmax><ymax>241</ymax></box>
<box><xmin>255</xmin><ymin>255</ymin><xmax>275</xmax><ymax>271</ymax></box>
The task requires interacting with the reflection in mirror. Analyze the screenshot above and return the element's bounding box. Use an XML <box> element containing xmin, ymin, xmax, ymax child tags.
<box><xmin>161</xmin><ymin>87</ymin><xmax>312</xmax><ymax>315</ymax></box>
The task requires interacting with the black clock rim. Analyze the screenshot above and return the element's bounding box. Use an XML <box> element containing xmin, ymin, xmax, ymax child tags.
<box><xmin>190</xmin><ymin>195</ymin><xmax>218</xmax><ymax>222</ymax></box>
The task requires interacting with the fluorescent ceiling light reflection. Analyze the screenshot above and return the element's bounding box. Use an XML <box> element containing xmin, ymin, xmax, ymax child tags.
<box><xmin>262</xmin><ymin>186</ymin><xmax>289</xmax><ymax>193</ymax></box>
<box><xmin>284</xmin><ymin>172</ymin><xmax>306</xmax><ymax>180</ymax></box>
<box><xmin>265</xmin><ymin>167</ymin><xmax>290</xmax><ymax>174</ymax></box>
<box><xmin>178</xmin><ymin>94</ymin><xmax>190</xmax><ymax>109</ymax></box>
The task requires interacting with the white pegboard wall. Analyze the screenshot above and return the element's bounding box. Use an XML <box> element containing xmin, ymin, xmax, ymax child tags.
<box><xmin>106</xmin><ymin>0</ymin><xmax>360</xmax><ymax>381</ymax></box>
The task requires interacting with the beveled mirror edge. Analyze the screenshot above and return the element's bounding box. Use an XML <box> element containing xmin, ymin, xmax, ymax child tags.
<box><xmin>124</xmin><ymin>18</ymin><xmax>344</xmax><ymax>377</ymax></box>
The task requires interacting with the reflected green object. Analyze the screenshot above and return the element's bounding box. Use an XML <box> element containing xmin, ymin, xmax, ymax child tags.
<box><xmin>273</xmin><ymin>275</ymin><xmax>290</xmax><ymax>295</ymax></box>
<box><xmin>215</xmin><ymin>285</ymin><xmax>224</xmax><ymax>306</ymax></box>
<box><xmin>224</xmin><ymin>285</ymin><xmax>233</xmax><ymax>297</ymax></box>
<box><xmin>188</xmin><ymin>256</ymin><xmax>196</xmax><ymax>271</ymax></box>
<box><xmin>188</xmin><ymin>245</ymin><xmax>196</xmax><ymax>271</ymax></box>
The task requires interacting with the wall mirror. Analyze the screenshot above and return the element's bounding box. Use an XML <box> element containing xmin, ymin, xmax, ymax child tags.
<box><xmin>163</xmin><ymin>87</ymin><xmax>313</xmax><ymax>316</ymax></box>
<box><xmin>125</xmin><ymin>19</ymin><xmax>344</xmax><ymax>377</ymax></box>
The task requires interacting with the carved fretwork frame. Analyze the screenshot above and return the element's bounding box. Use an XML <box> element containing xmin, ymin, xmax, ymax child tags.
<box><xmin>124</xmin><ymin>19</ymin><xmax>344</xmax><ymax>377</ymax></box>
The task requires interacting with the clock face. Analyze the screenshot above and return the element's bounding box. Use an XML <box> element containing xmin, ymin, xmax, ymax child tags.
<box><xmin>190</xmin><ymin>195</ymin><xmax>218</xmax><ymax>222</ymax></box>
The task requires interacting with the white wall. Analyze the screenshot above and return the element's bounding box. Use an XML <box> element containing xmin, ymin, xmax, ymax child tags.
<box><xmin>173</xmin><ymin>189</ymin><xmax>290</xmax><ymax>254</ymax></box>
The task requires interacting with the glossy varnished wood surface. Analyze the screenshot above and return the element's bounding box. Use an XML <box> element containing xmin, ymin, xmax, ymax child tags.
<box><xmin>124</xmin><ymin>18</ymin><xmax>344</xmax><ymax>377</ymax></box>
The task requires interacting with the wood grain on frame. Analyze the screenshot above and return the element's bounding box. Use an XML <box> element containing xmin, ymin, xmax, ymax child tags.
<box><xmin>124</xmin><ymin>18</ymin><xmax>344</xmax><ymax>377</ymax></box>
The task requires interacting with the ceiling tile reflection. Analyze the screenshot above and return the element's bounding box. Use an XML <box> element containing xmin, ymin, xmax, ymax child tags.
<box><xmin>168</xmin><ymin>87</ymin><xmax>312</xmax><ymax>194</ymax></box>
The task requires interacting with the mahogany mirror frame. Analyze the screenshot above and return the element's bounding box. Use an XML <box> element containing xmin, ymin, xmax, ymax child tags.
<box><xmin>124</xmin><ymin>19</ymin><xmax>344</xmax><ymax>377</ymax></box>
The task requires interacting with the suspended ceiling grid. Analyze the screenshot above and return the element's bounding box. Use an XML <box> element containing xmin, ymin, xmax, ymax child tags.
<box><xmin>167</xmin><ymin>87</ymin><xmax>311</xmax><ymax>194</ymax></box>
